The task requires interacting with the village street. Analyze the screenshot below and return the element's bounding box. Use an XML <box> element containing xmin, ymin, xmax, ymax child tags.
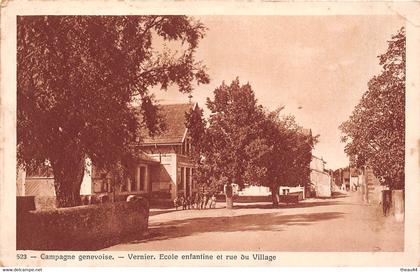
<box><xmin>104</xmin><ymin>191</ymin><xmax>403</xmax><ymax>252</ymax></box>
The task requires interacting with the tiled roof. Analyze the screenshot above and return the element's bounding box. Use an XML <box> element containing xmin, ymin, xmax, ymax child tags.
<box><xmin>141</xmin><ymin>103</ymin><xmax>195</xmax><ymax>145</ymax></box>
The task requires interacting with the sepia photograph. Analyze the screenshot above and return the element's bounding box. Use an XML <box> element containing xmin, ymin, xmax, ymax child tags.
<box><xmin>1</xmin><ymin>0</ymin><xmax>420</xmax><ymax>268</ymax></box>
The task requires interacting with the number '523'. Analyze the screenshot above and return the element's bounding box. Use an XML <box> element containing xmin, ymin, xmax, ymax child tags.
<box><xmin>17</xmin><ymin>254</ymin><xmax>27</xmax><ymax>259</ymax></box>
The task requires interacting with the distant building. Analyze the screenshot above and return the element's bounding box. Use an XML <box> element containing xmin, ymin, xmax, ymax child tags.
<box><xmin>16</xmin><ymin>161</ymin><xmax>92</xmax><ymax>197</ymax></box>
<box><xmin>310</xmin><ymin>156</ymin><xmax>331</xmax><ymax>197</ymax></box>
<box><xmin>349</xmin><ymin>168</ymin><xmax>361</xmax><ymax>190</ymax></box>
<box><xmin>332</xmin><ymin>167</ymin><xmax>361</xmax><ymax>192</ymax></box>
<box><xmin>238</xmin><ymin>185</ymin><xmax>270</xmax><ymax>196</ymax></box>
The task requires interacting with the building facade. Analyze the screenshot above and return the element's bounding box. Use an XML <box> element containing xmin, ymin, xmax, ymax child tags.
<box><xmin>17</xmin><ymin>103</ymin><xmax>199</xmax><ymax>202</ymax></box>
<box><xmin>310</xmin><ymin>155</ymin><xmax>332</xmax><ymax>197</ymax></box>
<box><xmin>136</xmin><ymin>103</ymin><xmax>198</xmax><ymax>200</ymax></box>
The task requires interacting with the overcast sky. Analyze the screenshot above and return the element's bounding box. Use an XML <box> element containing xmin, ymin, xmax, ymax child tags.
<box><xmin>153</xmin><ymin>15</ymin><xmax>404</xmax><ymax>170</ymax></box>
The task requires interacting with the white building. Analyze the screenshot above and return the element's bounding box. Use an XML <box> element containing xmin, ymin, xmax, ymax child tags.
<box><xmin>310</xmin><ymin>155</ymin><xmax>332</xmax><ymax>197</ymax></box>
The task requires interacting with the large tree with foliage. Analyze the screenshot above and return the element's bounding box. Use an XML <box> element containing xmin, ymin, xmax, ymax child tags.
<box><xmin>339</xmin><ymin>27</ymin><xmax>405</xmax><ymax>190</ymax></box>
<box><xmin>185</xmin><ymin>104</ymin><xmax>207</xmax><ymax>161</ymax></box>
<box><xmin>245</xmin><ymin>110</ymin><xmax>315</xmax><ymax>205</ymax></box>
<box><xmin>191</xmin><ymin>78</ymin><xmax>315</xmax><ymax>207</ymax></box>
<box><xmin>194</xmin><ymin>78</ymin><xmax>266</xmax><ymax>207</ymax></box>
<box><xmin>17</xmin><ymin>16</ymin><xmax>209</xmax><ymax>207</ymax></box>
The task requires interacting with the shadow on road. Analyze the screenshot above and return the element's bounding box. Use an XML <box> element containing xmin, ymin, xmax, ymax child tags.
<box><xmin>150</xmin><ymin>198</ymin><xmax>348</xmax><ymax>216</ymax></box>
<box><xmin>149</xmin><ymin>209</ymin><xmax>178</xmax><ymax>217</ymax></box>
<box><xmin>331</xmin><ymin>191</ymin><xmax>349</xmax><ymax>199</ymax></box>
<box><xmin>150</xmin><ymin>207</ymin><xmax>225</xmax><ymax>217</ymax></box>
<box><xmin>126</xmin><ymin>211</ymin><xmax>345</xmax><ymax>245</ymax></box>
<box><xmin>236</xmin><ymin>201</ymin><xmax>344</xmax><ymax>209</ymax></box>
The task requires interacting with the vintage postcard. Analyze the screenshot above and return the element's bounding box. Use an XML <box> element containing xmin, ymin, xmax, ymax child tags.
<box><xmin>1</xmin><ymin>0</ymin><xmax>419</xmax><ymax>268</ymax></box>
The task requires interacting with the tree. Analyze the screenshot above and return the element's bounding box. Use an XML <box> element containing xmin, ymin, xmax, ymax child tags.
<box><xmin>191</xmin><ymin>78</ymin><xmax>316</xmax><ymax>207</ymax></box>
<box><xmin>339</xmin><ymin>27</ymin><xmax>405</xmax><ymax>190</ymax></box>
<box><xmin>286</xmin><ymin>121</ymin><xmax>315</xmax><ymax>195</ymax></box>
<box><xmin>248</xmin><ymin>111</ymin><xmax>315</xmax><ymax>205</ymax></box>
<box><xmin>17</xmin><ymin>16</ymin><xmax>209</xmax><ymax>207</ymax></box>
<box><xmin>194</xmin><ymin>78</ymin><xmax>266</xmax><ymax>208</ymax></box>
<box><xmin>185</xmin><ymin>104</ymin><xmax>207</xmax><ymax>162</ymax></box>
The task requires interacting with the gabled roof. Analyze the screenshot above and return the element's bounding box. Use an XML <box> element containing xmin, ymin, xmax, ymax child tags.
<box><xmin>141</xmin><ymin>103</ymin><xmax>195</xmax><ymax>145</ymax></box>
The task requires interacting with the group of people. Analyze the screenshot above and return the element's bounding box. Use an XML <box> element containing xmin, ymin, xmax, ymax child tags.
<box><xmin>174</xmin><ymin>193</ymin><xmax>217</xmax><ymax>210</ymax></box>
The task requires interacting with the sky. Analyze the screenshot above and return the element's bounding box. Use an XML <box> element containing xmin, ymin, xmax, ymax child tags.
<box><xmin>152</xmin><ymin>15</ymin><xmax>404</xmax><ymax>170</ymax></box>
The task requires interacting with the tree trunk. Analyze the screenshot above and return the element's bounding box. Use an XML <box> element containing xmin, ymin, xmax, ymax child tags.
<box><xmin>271</xmin><ymin>184</ymin><xmax>280</xmax><ymax>207</ymax></box>
<box><xmin>51</xmin><ymin>151</ymin><xmax>85</xmax><ymax>208</ymax></box>
<box><xmin>225</xmin><ymin>182</ymin><xmax>234</xmax><ymax>209</ymax></box>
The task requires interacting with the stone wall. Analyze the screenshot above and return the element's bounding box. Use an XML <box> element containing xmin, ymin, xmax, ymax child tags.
<box><xmin>17</xmin><ymin>198</ymin><xmax>149</xmax><ymax>250</ymax></box>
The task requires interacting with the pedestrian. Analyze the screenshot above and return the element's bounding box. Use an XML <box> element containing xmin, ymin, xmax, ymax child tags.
<box><xmin>187</xmin><ymin>195</ymin><xmax>192</xmax><ymax>209</ymax></box>
<box><xmin>173</xmin><ymin>196</ymin><xmax>179</xmax><ymax>210</ymax></box>
<box><xmin>179</xmin><ymin>196</ymin><xmax>186</xmax><ymax>210</ymax></box>
<box><xmin>210</xmin><ymin>194</ymin><xmax>217</xmax><ymax>208</ymax></box>
<box><xmin>207</xmin><ymin>194</ymin><xmax>213</xmax><ymax>208</ymax></box>
<box><xmin>198</xmin><ymin>193</ymin><xmax>203</xmax><ymax>209</ymax></box>
<box><xmin>194</xmin><ymin>193</ymin><xmax>200</xmax><ymax>209</ymax></box>
<box><xmin>197</xmin><ymin>193</ymin><xmax>203</xmax><ymax>209</ymax></box>
<box><xmin>202</xmin><ymin>194</ymin><xmax>208</xmax><ymax>209</ymax></box>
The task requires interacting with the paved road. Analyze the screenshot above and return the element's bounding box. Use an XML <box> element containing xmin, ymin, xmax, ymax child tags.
<box><xmin>104</xmin><ymin>191</ymin><xmax>403</xmax><ymax>251</ymax></box>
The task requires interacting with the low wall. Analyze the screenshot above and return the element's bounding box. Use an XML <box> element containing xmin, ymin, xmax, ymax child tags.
<box><xmin>279</xmin><ymin>194</ymin><xmax>300</xmax><ymax>204</ymax></box>
<box><xmin>382</xmin><ymin>189</ymin><xmax>405</xmax><ymax>222</ymax></box>
<box><xmin>17</xmin><ymin>198</ymin><xmax>149</xmax><ymax>250</ymax></box>
<box><xmin>16</xmin><ymin>196</ymin><xmax>36</xmax><ymax>213</ymax></box>
<box><xmin>288</xmin><ymin>191</ymin><xmax>304</xmax><ymax>201</ymax></box>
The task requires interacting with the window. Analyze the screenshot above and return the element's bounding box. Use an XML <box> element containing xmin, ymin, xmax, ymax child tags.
<box><xmin>93</xmin><ymin>179</ymin><xmax>102</xmax><ymax>193</ymax></box>
<box><xmin>186</xmin><ymin>167</ymin><xmax>191</xmax><ymax>191</ymax></box>
<box><xmin>185</xmin><ymin>139</ymin><xmax>190</xmax><ymax>155</ymax></box>
<box><xmin>139</xmin><ymin>166</ymin><xmax>146</xmax><ymax>191</ymax></box>
<box><xmin>130</xmin><ymin>170</ymin><xmax>137</xmax><ymax>192</ymax></box>
<box><xmin>103</xmin><ymin>180</ymin><xmax>109</xmax><ymax>192</ymax></box>
<box><xmin>93</xmin><ymin>178</ymin><xmax>111</xmax><ymax>193</ymax></box>
<box><xmin>177</xmin><ymin>167</ymin><xmax>184</xmax><ymax>190</ymax></box>
<box><xmin>120</xmin><ymin>180</ymin><xmax>127</xmax><ymax>192</ymax></box>
<box><xmin>192</xmin><ymin>168</ymin><xmax>195</xmax><ymax>189</ymax></box>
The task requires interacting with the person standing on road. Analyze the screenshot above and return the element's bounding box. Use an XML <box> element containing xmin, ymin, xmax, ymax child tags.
<box><xmin>180</xmin><ymin>196</ymin><xmax>186</xmax><ymax>210</ymax></box>
<box><xmin>198</xmin><ymin>194</ymin><xmax>202</xmax><ymax>209</ymax></box>
<box><xmin>194</xmin><ymin>193</ymin><xmax>200</xmax><ymax>209</ymax></box>
<box><xmin>202</xmin><ymin>194</ymin><xmax>208</xmax><ymax>209</ymax></box>
<box><xmin>210</xmin><ymin>194</ymin><xmax>217</xmax><ymax>208</ymax></box>
<box><xmin>187</xmin><ymin>195</ymin><xmax>192</xmax><ymax>209</ymax></box>
<box><xmin>174</xmin><ymin>196</ymin><xmax>179</xmax><ymax>210</ymax></box>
